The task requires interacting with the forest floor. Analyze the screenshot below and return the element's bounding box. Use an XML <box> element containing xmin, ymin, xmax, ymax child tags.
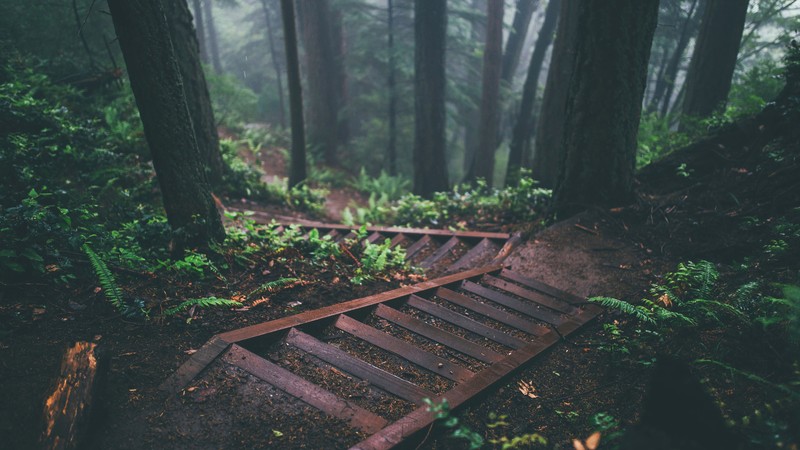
<box><xmin>1</xmin><ymin>109</ymin><xmax>798</xmax><ymax>449</ymax></box>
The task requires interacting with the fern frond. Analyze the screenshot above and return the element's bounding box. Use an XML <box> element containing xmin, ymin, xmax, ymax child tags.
<box><xmin>684</xmin><ymin>299</ymin><xmax>748</xmax><ymax>322</ymax></box>
<box><xmin>248</xmin><ymin>277</ymin><xmax>300</xmax><ymax>298</ymax></box>
<box><xmin>82</xmin><ymin>243</ymin><xmax>125</xmax><ymax>313</ymax></box>
<box><xmin>589</xmin><ymin>297</ymin><xmax>656</xmax><ymax>324</ymax></box>
<box><xmin>164</xmin><ymin>296</ymin><xmax>243</xmax><ymax>316</ymax></box>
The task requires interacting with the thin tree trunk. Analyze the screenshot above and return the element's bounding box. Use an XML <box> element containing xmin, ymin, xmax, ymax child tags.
<box><xmin>471</xmin><ymin>0</ymin><xmax>504</xmax><ymax>185</ymax></box>
<box><xmin>164</xmin><ymin>0</ymin><xmax>226</xmax><ymax>188</ymax></box>
<box><xmin>260</xmin><ymin>0</ymin><xmax>286</xmax><ymax>129</ymax></box>
<box><xmin>680</xmin><ymin>0</ymin><xmax>749</xmax><ymax>130</ymax></box>
<box><xmin>108</xmin><ymin>0</ymin><xmax>225</xmax><ymax>247</ymax></box>
<box><xmin>413</xmin><ymin>0</ymin><xmax>449</xmax><ymax>197</ymax></box>
<box><xmin>190</xmin><ymin>0</ymin><xmax>208</xmax><ymax>64</ymax></box>
<box><xmin>506</xmin><ymin>0</ymin><xmax>560</xmax><ymax>186</ymax></box>
<box><xmin>500</xmin><ymin>0</ymin><xmax>538</xmax><ymax>88</ymax></box>
<box><xmin>280</xmin><ymin>0</ymin><xmax>307</xmax><ymax>188</ymax></box>
<box><xmin>530</xmin><ymin>0</ymin><xmax>576</xmax><ymax>189</ymax></box>
<box><xmin>387</xmin><ymin>0</ymin><xmax>397</xmax><ymax>175</ymax></box>
<box><xmin>202</xmin><ymin>0</ymin><xmax>223</xmax><ymax>74</ymax></box>
<box><xmin>650</xmin><ymin>0</ymin><xmax>701</xmax><ymax>115</ymax></box>
<box><xmin>296</xmin><ymin>0</ymin><xmax>339</xmax><ymax>165</ymax></box>
<box><xmin>462</xmin><ymin>0</ymin><xmax>487</xmax><ymax>179</ymax></box>
<box><xmin>552</xmin><ymin>0</ymin><xmax>659</xmax><ymax>217</ymax></box>
<box><xmin>72</xmin><ymin>0</ymin><xmax>97</xmax><ymax>70</ymax></box>
<box><xmin>330</xmin><ymin>7</ymin><xmax>350</xmax><ymax>146</ymax></box>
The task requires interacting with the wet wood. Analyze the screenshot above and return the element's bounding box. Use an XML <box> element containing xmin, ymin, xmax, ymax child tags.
<box><xmin>41</xmin><ymin>341</ymin><xmax>102</xmax><ymax>450</ymax></box>
<box><xmin>389</xmin><ymin>233</ymin><xmax>408</xmax><ymax>248</ymax></box>
<box><xmin>286</xmin><ymin>328</ymin><xmax>434</xmax><ymax>404</ymax></box>
<box><xmin>498</xmin><ymin>268</ymin><xmax>587</xmax><ymax>305</ymax></box>
<box><xmin>224</xmin><ymin>344</ymin><xmax>388</xmax><ymax>434</ymax></box>
<box><xmin>160</xmin><ymin>335</ymin><xmax>230</xmax><ymax>393</ymax></box>
<box><xmin>481</xmin><ymin>274</ymin><xmax>577</xmax><ymax>314</ymax></box>
<box><xmin>447</xmin><ymin>238</ymin><xmax>498</xmax><ymax>273</ymax></box>
<box><xmin>404</xmin><ymin>235</ymin><xmax>432</xmax><ymax>259</ymax></box>
<box><xmin>335</xmin><ymin>315</ymin><xmax>474</xmax><ymax>383</ymax></box>
<box><xmin>435</xmin><ymin>288</ymin><xmax>549</xmax><ymax>336</ymax></box>
<box><xmin>405</xmin><ymin>295</ymin><xmax>527</xmax><ymax>349</ymax></box>
<box><xmin>374</xmin><ymin>304</ymin><xmax>503</xmax><ymax>363</ymax></box>
<box><xmin>419</xmin><ymin>236</ymin><xmax>461</xmax><ymax>268</ymax></box>
<box><xmin>461</xmin><ymin>280</ymin><xmax>565</xmax><ymax>325</ymax></box>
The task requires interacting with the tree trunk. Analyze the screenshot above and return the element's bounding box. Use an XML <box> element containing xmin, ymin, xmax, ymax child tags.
<box><xmin>471</xmin><ymin>0</ymin><xmax>504</xmax><ymax>185</ymax></box>
<box><xmin>413</xmin><ymin>0</ymin><xmax>449</xmax><ymax>197</ymax></box>
<box><xmin>260</xmin><ymin>0</ymin><xmax>286</xmax><ymax>129</ymax></box>
<box><xmin>164</xmin><ymin>0</ymin><xmax>225</xmax><ymax>188</ymax></box>
<box><xmin>462</xmin><ymin>0</ymin><xmax>487</xmax><ymax>179</ymax></box>
<box><xmin>330</xmin><ymin>7</ymin><xmax>350</xmax><ymax>146</ymax></box>
<box><xmin>280</xmin><ymin>0</ymin><xmax>307</xmax><ymax>188</ymax></box>
<box><xmin>190</xmin><ymin>0</ymin><xmax>208</xmax><ymax>64</ymax></box>
<box><xmin>387</xmin><ymin>0</ymin><xmax>397</xmax><ymax>176</ymax></box>
<box><xmin>296</xmin><ymin>0</ymin><xmax>339</xmax><ymax>166</ymax></box>
<box><xmin>202</xmin><ymin>0</ymin><xmax>223</xmax><ymax>74</ymax></box>
<box><xmin>108</xmin><ymin>0</ymin><xmax>225</xmax><ymax>247</ymax></box>
<box><xmin>680</xmin><ymin>0</ymin><xmax>749</xmax><ymax>129</ymax></box>
<box><xmin>500</xmin><ymin>0</ymin><xmax>538</xmax><ymax>88</ymax></box>
<box><xmin>552</xmin><ymin>0</ymin><xmax>659</xmax><ymax>217</ymax></box>
<box><xmin>530</xmin><ymin>0</ymin><xmax>577</xmax><ymax>189</ymax></box>
<box><xmin>506</xmin><ymin>0</ymin><xmax>560</xmax><ymax>187</ymax></box>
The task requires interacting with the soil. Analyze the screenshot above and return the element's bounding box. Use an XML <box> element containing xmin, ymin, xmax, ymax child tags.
<box><xmin>2</xmin><ymin>106</ymin><xmax>798</xmax><ymax>449</ymax></box>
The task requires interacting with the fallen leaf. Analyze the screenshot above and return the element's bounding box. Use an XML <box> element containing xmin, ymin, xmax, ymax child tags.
<box><xmin>184</xmin><ymin>349</ymin><xmax>198</xmax><ymax>355</ymax></box>
<box><xmin>517</xmin><ymin>380</ymin><xmax>539</xmax><ymax>399</ymax></box>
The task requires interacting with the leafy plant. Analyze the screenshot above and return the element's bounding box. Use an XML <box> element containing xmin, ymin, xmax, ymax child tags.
<box><xmin>424</xmin><ymin>398</ymin><xmax>485</xmax><ymax>449</ymax></box>
<box><xmin>82</xmin><ymin>243</ymin><xmax>125</xmax><ymax>314</ymax></box>
<box><xmin>248</xmin><ymin>277</ymin><xmax>299</xmax><ymax>298</ymax></box>
<box><xmin>163</xmin><ymin>296</ymin><xmax>243</xmax><ymax>317</ymax></box>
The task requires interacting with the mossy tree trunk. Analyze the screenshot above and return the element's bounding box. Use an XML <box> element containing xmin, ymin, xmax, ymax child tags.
<box><xmin>108</xmin><ymin>0</ymin><xmax>225</xmax><ymax>248</ymax></box>
<box><xmin>552</xmin><ymin>0</ymin><xmax>659</xmax><ymax>217</ymax></box>
<box><xmin>280</xmin><ymin>0</ymin><xmax>307</xmax><ymax>188</ymax></box>
<box><xmin>413</xmin><ymin>0</ymin><xmax>449</xmax><ymax>198</ymax></box>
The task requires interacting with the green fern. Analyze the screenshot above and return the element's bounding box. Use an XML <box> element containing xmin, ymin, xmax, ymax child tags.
<box><xmin>82</xmin><ymin>243</ymin><xmax>125</xmax><ymax>313</ymax></box>
<box><xmin>163</xmin><ymin>296</ymin><xmax>243</xmax><ymax>316</ymax></box>
<box><xmin>589</xmin><ymin>297</ymin><xmax>656</xmax><ymax>324</ymax></box>
<box><xmin>684</xmin><ymin>299</ymin><xmax>749</xmax><ymax>322</ymax></box>
<box><xmin>248</xmin><ymin>277</ymin><xmax>299</xmax><ymax>298</ymax></box>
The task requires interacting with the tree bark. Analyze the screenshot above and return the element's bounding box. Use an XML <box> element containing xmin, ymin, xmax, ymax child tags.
<box><xmin>108</xmin><ymin>0</ymin><xmax>225</xmax><ymax>247</ymax></box>
<box><xmin>296</xmin><ymin>0</ymin><xmax>339</xmax><ymax>166</ymax></box>
<box><xmin>387</xmin><ymin>0</ymin><xmax>398</xmax><ymax>175</ymax></box>
<box><xmin>280</xmin><ymin>0</ymin><xmax>307</xmax><ymax>188</ymax></box>
<box><xmin>330</xmin><ymin>6</ymin><xmax>350</xmax><ymax>146</ymax></box>
<box><xmin>462</xmin><ymin>0</ymin><xmax>487</xmax><ymax>179</ymax></box>
<box><xmin>506</xmin><ymin>0</ymin><xmax>560</xmax><ymax>187</ymax></box>
<box><xmin>190</xmin><ymin>0</ymin><xmax>208</xmax><ymax>64</ymax></box>
<box><xmin>680</xmin><ymin>0</ymin><xmax>749</xmax><ymax>129</ymax></box>
<box><xmin>500</xmin><ymin>0</ymin><xmax>538</xmax><ymax>88</ymax></box>
<box><xmin>202</xmin><ymin>0</ymin><xmax>223</xmax><ymax>74</ymax></box>
<box><xmin>552</xmin><ymin>0</ymin><xmax>659</xmax><ymax>217</ymax></box>
<box><xmin>530</xmin><ymin>0</ymin><xmax>578</xmax><ymax>189</ymax></box>
<box><xmin>471</xmin><ymin>0</ymin><xmax>505</xmax><ymax>185</ymax></box>
<box><xmin>413</xmin><ymin>0</ymin><xmax>449</xmax><ymax>197</ymax></box>
<box><xmin>260</xmin><ymin>0</ymin><xmax>286</xmax><ymax>129</ymax></box>
<box><xmin>164</xmin><ymin>0</ymin><xmax>225</xmax><ymax>188</ymax></box>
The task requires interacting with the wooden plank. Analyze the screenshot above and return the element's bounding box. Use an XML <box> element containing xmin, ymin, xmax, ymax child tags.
<box><xmin>406</xmin><ymin>295</ymin><xmax>528</xmax><ymax>349</ymax></box>
<box><xmin>481</xmin><ymin>275</ymin><xmax>577</xmax><ymax>314</ymax></box>
<box><xmin>419</xmin><ymin>236</ymin><xmax>461</xmax><ymax>269</ymax></box>
<box><xmin>490</xmin><ymin>233</ymin><xmax>523</xmax><ymax>265</ymax></box>
<box><xmin>159</xmin><ymin>336</ymin><xmax>230</xmax><ymax>393</ymax></box>
<box><xmin>498</xmin><ymin>269</ymin><xmax>587</xmax><ymax>305</ymax></box>
<box><xmin>461</xmin><ymin>281</ymin><xmax>565</xmax><ymax>326</ymax></box>
<box><xmin>224</xmin><ymin>344</ymin><xmax>388</xmax><ymax>434</ymax></box>
<box><xmin>339</xmin><ymin>231</ymin><xmax>358</xmax><ymax>243</ymax></box>
<box><xmin>325</xmin><ymin>229</ymin><xmax>341</xmax><ymax>240</ymax></box>
<box><xmin>404</xmin><ymin>235</ymin><xmax>432</xmax><ymax>260</ymax></box>
<box><xmin>389</xmin><ymin>233</ymin><xmax>408</xmax><ymax>248</ymax></box>
<box><xmin>335</xmin><ymin>315</ymin><xmax>474</xmax><ymax>383</ymax></box>
<box><xmin>217</xmin><ymin>265</ymin><xmax>502</xmax><ymax>344</ymax></box>
<box><xmin>447</xmin><ymin>238</ymin><xmax>497</xmax><ymax>273</ymax></box>
<box><xmin>366</xmin><ymin>232</ymin><xmax>385</xmax><ymax>244</ymax></box>
<box><xmin>374</xmin><ymin>304</ymin><xmax>503</xmax><ymax>363</ymax></box>
<box><xmin>286</xmin><ymin>328</ymin><xmax>434</xmax><ymax>404</ymax></box>
<box><xmin>435</xmin><ymin>288</ymin><xmax>549</xmax><ymax>336</ymax></box>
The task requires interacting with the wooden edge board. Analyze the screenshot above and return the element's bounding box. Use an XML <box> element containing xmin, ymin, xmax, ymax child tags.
<box><xmin>224</xmin><ymin>344</ymin><xmax>389</xmax><ymax>434</ymax></box>
<box><xmin>460</xmin><ymin>281</ymin><xmax>565</xmax><ymax>326</ymax></box>
<box><xmin>335</xmin><ymin>315</ymin><xmax>474</xmax><ymax>383</ymax></box>
<box><xmin>286</xmin><ymin>328</ymin><xmax>434</xmax><ymax>404</ymax></box>
<box><xmin>489</xmin><ymin>233</ymin><xmax>523</xmax><ymax>265</ymax></box>
<box><xmin>374</xmin><ymin>304</ymin><xmax>504</xmax><ymax>364</ymax></box>
<box><xmin>159</xmin><ymin>336</ymin><xmax>230</xmax><ymax>394</ymax></box>
<box><xmin>481</xmin><ymin>274</ymin><xmax>577</xmax><ymax>314</ymax></box>
<box><xmin>217</xmin><ymin>265</ymin><xmax>503</xmax><ymax>343</ymax></box>
<box><xmin>435</xmin><ymin>288</ymin><xmax>550</xmax><ymax>337</ymax></box>
<box><xmin>498</xmin><ymin>269</ymin><xmax>587</xmax><ymax>305</ymax></box>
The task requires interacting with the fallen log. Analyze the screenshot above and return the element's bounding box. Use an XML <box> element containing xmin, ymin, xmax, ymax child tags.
<box><xmin>40</xmin><ymin>341</ymin><xmax>103</xmax><ymax>450</ymax></box>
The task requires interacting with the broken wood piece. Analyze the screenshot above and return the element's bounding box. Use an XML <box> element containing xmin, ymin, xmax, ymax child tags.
<box><xmin>574</xmin><ymin>223</ymin><xmax>599</xmax><ymax>235</ymax></box>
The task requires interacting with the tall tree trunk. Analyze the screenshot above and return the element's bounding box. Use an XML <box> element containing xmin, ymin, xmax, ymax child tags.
<box><xmin>280</xmin><ymin>0</ymin><xmax>307</xmax><ymax>188</ymax></box>
<box><xmin>260</xmin><ymin>0</ymin><xmax>286</xmax><ymax>129</ymax></box>
<box><xmin>462</xmin><ymin>0</ymin><xmax>487</xmax><ymax>179</ymax></box>
<box><xmin>530</xmin><ymin>0</ymin><xmax>577</xmax><ymax>189</ymax></box>
<box><xmin>387</xmin><ymin>0</ymin><xmax>397</xmax><ymax>176</ymax></box>
<box><xmin>330</xmin><ymin>7</ymin><xmax>350</xmax><ymax>146</ymax></box>
<box><xmin>108</xmin><ymin>0</ymin><xmax>225</xmax><ymax>247</ymax></box>
<box><xmin>506</xmin><ymin>0</ymin><xmax>560</xmax><ymax>187</ymax></box>
<box><xmin>413</xmin><ymin>0</ymin><xmax>449</xmax><ymax>197</ymax></box>
<box><xmin>190</xmin><ymin>0</ymin><xmax>208</xmax><ymax>64</ymax></box>
<box><xmin>552</xmin><ymin>0</ymin><xmax>659</xmax><ymax>217</ymax></box>
<box><xmin>202</xmin><ymin>0</ymin><xmax>223</xmax><ymax>74</ymax></box>
<box><xmin>471</xmin><ymin>0</ymin><xmax>504</xmax><ymax>185</ymax></box>
<box><xmin>296</xmin><ymin>0</ymin><xmax>339</xmax><ymax>165</ymax></box>
<box><xmin>649</xmin><ymin>0</ymin><xmax>701</xmax><ymax>116</ymax></box>
<box><xmin>164</xmin><ymin>0</ymin><xmax>225</xmax><ymax>188</ymax></box>
<box><xmin>500</xmin><ymin>0</ymin><xmax>538</xmax><ymax>88</ymax></box>
<box><xmin>680</xmin><ymin>0</ymin><xmax>749</xmax><ymax>129</ymax></box>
